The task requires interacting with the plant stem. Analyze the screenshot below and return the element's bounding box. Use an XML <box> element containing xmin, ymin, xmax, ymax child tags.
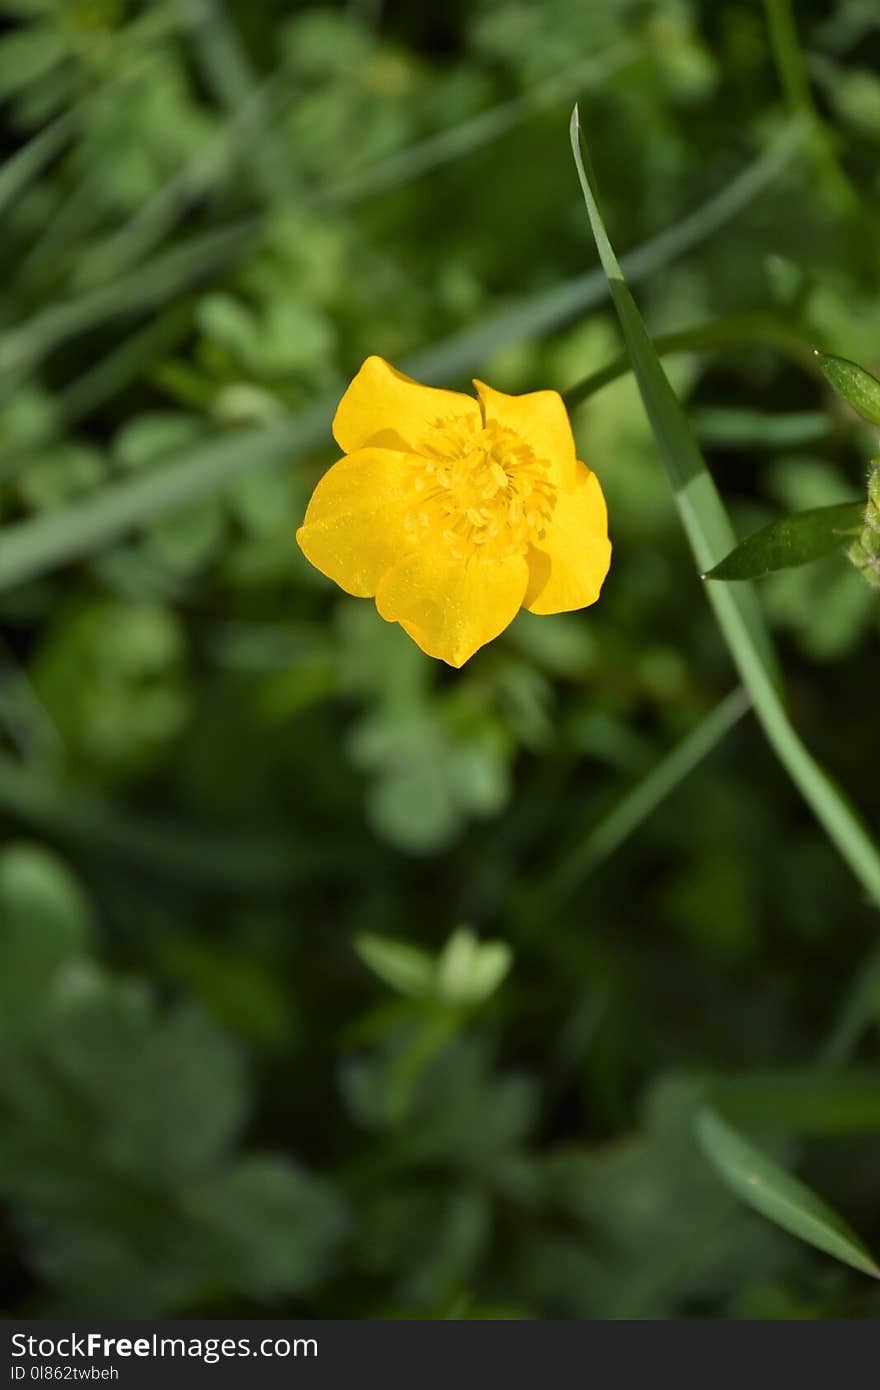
<box><xmin>763</xmin><ymin>0</ymin><xmax>859</xmax><ymax>209</ymax></box>
<box><xmin>563</xmin><ymin>312</ymin><xmax>816</xmax><ymax>411</ymax></box>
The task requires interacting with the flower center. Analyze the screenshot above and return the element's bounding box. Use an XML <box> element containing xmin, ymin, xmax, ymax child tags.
<box><xmin>406</xmin><ymin>415</ymin><xmax>556</xmax><ymax>560</ymax></box>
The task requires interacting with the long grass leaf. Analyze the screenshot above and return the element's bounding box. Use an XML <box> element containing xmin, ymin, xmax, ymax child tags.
<box><xmin>311</xmin><ymin>45</ymin><xmax>638</xmax><ymax>212</ymax></box>
<box><xmin>1</xmin><ymin>118</ymin><xmax>803</xmax><ymax>387</ymax></box>
<box><xmin>0</xmin><ymin>222</ymin><xmax>257</xmax><ymax>377</ymax></box>
<box><xmin>570</xmin><ymin>104</ymin><xmax>880</xmax><ymax>911</ymax></box>
<box><xmin>182</xmin><ymin>0</ymin><xmax>296</xmax><ymax>201</ymax></box>
<box><xmin>545</xmin><ymin>686</ymin><xmax>750</xmax><ymax>910</ymax></box>
<box><xmin>0</xmin><ymin>413</ymin><xmax>325</xmax><ymax>589</ymax></box>
<box><xmin>764</xmin><ymin>0</ymin><xmax>858</xmax><ymax>208</ymax></box>
<box><xmin>57</xmin><ymin>304</ymin><xmax>195</xmax><ymax>426</ymax></box>
<box><xmin>74</xmin><ymin>78</ymin><xmax>286</xmax><ymax>288</ymax></box>
<box><xmin>696</xmin><ymin>1108</ymin><xmax>880</xmax><ymax>1277</ymax></box>
<box><xmin>0</xmin><ymin>110</ymin><xmax>73</xmax><ymax>218</ymax></box>
<box><xmin>0</xmin><ymin>749</ymin><xmax>325</xmax><ymax>891</ymax></box>
<box><xmin>77</xmin><ymin>49</ymin><xmax>633</xmax><ymax>293</ymax></box>
<box><xmin>819</xmin><ymin>947</ymin><xmax>880</xmax><ymax>1070</ymax></box>
<box><xmin>413</xmin><ymin>118</ymin><xmax>805</xmax><ymax>385</ymax></box>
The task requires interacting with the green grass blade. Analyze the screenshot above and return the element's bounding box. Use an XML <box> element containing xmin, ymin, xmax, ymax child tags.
<box><xmin>411</xmin><ymin>118</ymin><xmax>805</xmax><ymax>385</ymax></box>
<box><xmin>570</xmin><ymin>117</ymin><xmax>781</xmax><ymax>686</ymax></box>
<box><xmin>312</xmin><ymin>45</ymin><xmax>637</xmax><ymax>212</ymax></box>
<box><xmin>182</xmin><ymin>0</ymin><xmax>296</xmax><ymax>202</ymax></box>
<box><xmin>564</xmin><ymin>312</ymin><xmax>816</xmax><ymax>410</ymax></box>
<box><xmin>819</xmin><ymin>947</ymin><xmax>880</xmax><ymax>1071</ymax></box>
<box><xmin>693</xmin><ymin>407</ymin><xmax>829</xmax><ymax>449</ymax></box>
<box><xmin>545</xmin><ymin>687</ymin><xmax>750</xmax><ymax>910</ymax></box>
<box><xmin>79</xmin><ymin>47</ymin><xmax>633</xmax><ymax>294</ymax></box>
<box><xmin>570</xmin><ymin>104</ymin><xmax>880</xmax><ymax>912</ymax></box>
<box><xmin>695</xmin><ymin>1108</ymin><xmax>880</xmax><ymax>1277</ymax></box>
<box><xmin>75</xmin><ymin>78</ymin><xmax>285</xmax><ymax>288</ymax></box>
<box><xmin>764</xmin><ymin>0</ymin><xmax>858</xmax><ymax>209</ymax></box>
<box><xmin>0</xmin><ymin>414</ymin><xmax>325</xmax><ymax>589</ymax></box>
<box><xmin>0</xmin><ymin>110</ymin><xmax>73</xmax><ymax>218</ymax></box>
<box><xmin>355</xmin><ymin>934</ymin><xmax>436</xmax><ymax>999</ymax></box>
<box><xmin>57</xmin><ymin>305</ymin><xmax>195</xmax><ymax>426</ymax></box>
<box><xmin>0</xmin><ymin>750</ymin><xmax>309</xmax><ymax>891</ymax></box>
<box><xmin>4</xmin><ymin>119</ymin><xmax>801</xmax><ymax>388</ymax></box>
<box><xmin>704</xmin><ymin>502</ymin><xmax>865</xmax><ymax>581</ymax></box>
<box><xmin>0</xmin><ymin>221</ymin><xmax>257</xmax><ymax>377</ymax></box>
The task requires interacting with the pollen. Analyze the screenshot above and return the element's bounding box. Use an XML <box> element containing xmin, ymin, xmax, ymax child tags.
<box><xmin>407</xmin><ymin>415</ymin><xmax>557</xmax><ymax>560</ymax></box>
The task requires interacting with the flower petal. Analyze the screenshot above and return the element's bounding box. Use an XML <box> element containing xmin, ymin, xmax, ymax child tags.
<box><xmin>524</xmin><ymin>461</ymin><xmax>611</xmax><ymax>614</ymax></box>
<box><xmin>376</xmin><ymin>547</ymin><xmax>528</xmax><ymax>668</ymax></box>
<box><xmin>296</xmin><ymin>448</ymin><xmax>416</xmax><ymax>597</ymax></box>
<box><xmin>333</xmin><ymin>356</ymin><xmax>480</xmax><ymax>454</ymax></box>
<box><xmin>474</xmin><ymin>379</ymin><xmax>577</xmax><ymax>491</ymax></box>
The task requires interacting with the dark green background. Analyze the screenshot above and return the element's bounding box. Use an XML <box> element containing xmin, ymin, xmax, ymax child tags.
<box><xmin>1</xmin><ymin>0</ymin><xmax>879</xmax><ymax>1318</ymax></box>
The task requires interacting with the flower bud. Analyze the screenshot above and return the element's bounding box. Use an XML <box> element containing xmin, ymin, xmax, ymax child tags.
<box><xmin>848</xmin><ymin>461</ymin><xmax>880</xmax><ymax>588</ymax></box>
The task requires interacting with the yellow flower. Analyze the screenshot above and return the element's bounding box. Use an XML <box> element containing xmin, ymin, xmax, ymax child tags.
<box><xmin>296</xmin><ymin>356</ymin><xmax>611</xmax><ymax>667</ymax></box>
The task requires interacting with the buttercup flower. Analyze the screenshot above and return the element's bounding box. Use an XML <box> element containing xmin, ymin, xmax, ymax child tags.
<box><xmin>296</xmin><ymin>357</ymin><xmax>611</xmax><ymax>667</ymax></box>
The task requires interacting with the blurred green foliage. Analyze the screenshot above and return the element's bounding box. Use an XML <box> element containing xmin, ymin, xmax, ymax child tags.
<box><xmin>1</xmin><ymin>0</ymin><xmax>880</xmax><ymax>1319</ymax></box>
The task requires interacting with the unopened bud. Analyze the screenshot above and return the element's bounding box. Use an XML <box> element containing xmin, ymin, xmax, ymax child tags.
<box><xmin>848</xmin><ymin>462</ymin><xmax>880</xmax><ymax>588</ymax></box>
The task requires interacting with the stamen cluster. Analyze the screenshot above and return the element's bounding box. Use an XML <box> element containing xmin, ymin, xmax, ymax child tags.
<box><xmin>407</xmin><ymin>416</ymin><xmax>556</xmax><ymax>560</ymax></box>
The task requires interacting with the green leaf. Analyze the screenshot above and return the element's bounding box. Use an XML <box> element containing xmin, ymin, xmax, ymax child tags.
<box><xmin>695</xmin><ymin>1108</ymin><xmax>880</xmax><ymax>1278</ymax></box>
<box><xmin>190</xmin><ymin>1155</ymin><xmax>348</xmax><ymax>1298</ymax></box>
<box><xmin>0</xmin><ymin>842</ymin><xmax>95</xmax><ymax>1048</ymax></box>
<box><xmin>818</xmin><ymin>352</ymin><xmax>880</xmax><ymax>426</ymax></box>
<box><xmin>704</xmin><ymin>502</ymin><xmax>865</xmax><ymax>581</ymax></box>
<box><xmin>355</xmin><ymin>934</ymin><xmax>437</xmax><ymax>999</ymax></box>
<box><xmin>436</xmin><ymin>928</ymin><xmax>512</xmax><ymax>1007</ymax></box>
<box><xmin>30</xmin><ymin>598</ymin><xmax>190</xmax><ymax>781</ymax></box>
<box><xmin>0</xmin><ymin>966</ymin><xmax>346</xmax><ymax>1313</ymax></box>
